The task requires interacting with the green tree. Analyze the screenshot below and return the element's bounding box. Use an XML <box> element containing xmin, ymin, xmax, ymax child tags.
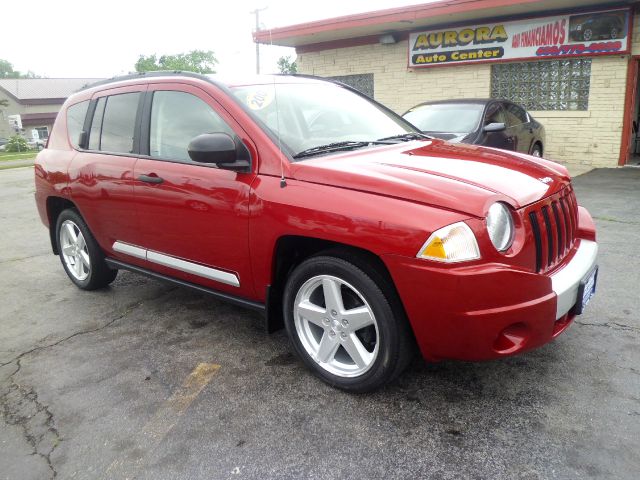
<box><xmin>0</xmin><ymin>59</ymin><xmax>40</xmax><ymax>78</ymax></box>
<box><xmin>277</xmin><ymin>56</ymin><xmax>297</xmax><ymax>74</ymax></box>
<box><xmin>134</xmin><ymin>50</ymin><xmax>218</xmax><ymax>74</ymax></box>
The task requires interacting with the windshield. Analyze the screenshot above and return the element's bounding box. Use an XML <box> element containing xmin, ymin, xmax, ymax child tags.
<box><xmin>403</xmin><ymin>104</ymin><xmax>484</xmax><ymax>134</ymax></box>
<box><xmin>230</xmin><ymin>82</ymin><xmax>416</xmax><ymax>159</ymax></box>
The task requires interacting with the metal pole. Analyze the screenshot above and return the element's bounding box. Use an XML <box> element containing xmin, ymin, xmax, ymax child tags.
<box><xmin>251</xmin><ymin>7</ymin><xmax>267</xmax><ymax>74</ymax></box>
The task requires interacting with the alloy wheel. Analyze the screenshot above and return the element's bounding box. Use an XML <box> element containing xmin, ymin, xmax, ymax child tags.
<box><xmin>293</xmin><ymin>275</ymin><xmax>379</xmax><ymax>377</ymax></box>
<box><xmin>59</xmin><ymin>220</ymin><xmax>91</xmax><ymax>281</ymax></box>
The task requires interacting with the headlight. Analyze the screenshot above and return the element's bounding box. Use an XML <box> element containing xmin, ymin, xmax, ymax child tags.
<box><xmin>486</xmin><ymin>202</ymin><xmax>514</xmax><ymax>252</ymax></box>
<box><xmin>417</xmin><ymin>222</ymin><xmax>480</xmax><ymax>263</ymax></box>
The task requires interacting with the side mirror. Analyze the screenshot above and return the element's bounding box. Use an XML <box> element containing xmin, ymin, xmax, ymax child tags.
<box><xmin>187</xmin><ymin>133</ymin><xmax>251</xmax><ymax>172</ymax></box>
<box><xmin>484</xmin><ymin>122</ymin><xmax>506</xmax><ymax>133</ymax></box>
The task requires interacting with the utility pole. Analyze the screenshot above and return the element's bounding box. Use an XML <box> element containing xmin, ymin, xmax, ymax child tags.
<box><xmin>251</xmin><ymin>7</ymin><xmax>268</xmax><ymax>74</ymax></box>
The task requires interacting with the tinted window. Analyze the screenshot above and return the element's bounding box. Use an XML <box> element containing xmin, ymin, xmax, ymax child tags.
<box><xmin>403</xmin><ymin>103</ymin><xmax>484</xmax><ymax>134</ymax></box>
<box><xmin>66</xmin><ymin>100</ymin><xmax>89</xmax><ymax>148</ymax></box>
<box><xmin>485</xmin><ymin>104</ymin><xmax>506</xmax><ymax>125</ymax></box>
<box><xmin>504</xmin><ymin>103</ymin><xmax>528</xmax><ymax>125</ymax></box>
<box><xmin>88</xmin><ymin>97</ymin><xmax>106</xmax><ymax>150</ymax></box>
<box><xmin>150</xmin><ymin>91</ymin><xmax>233</xmax><ymax>162</ymax></box>
<box><xmin>100</xmin><ymin>93</ymin><xmax>140</xmax><ymax>154</ymax></box>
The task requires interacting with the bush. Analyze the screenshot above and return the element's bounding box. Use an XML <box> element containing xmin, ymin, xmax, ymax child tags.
<box><xmin>5</xmin><ymin>135</ymin><xmax>28</xmax><ymax>152</ymax></box>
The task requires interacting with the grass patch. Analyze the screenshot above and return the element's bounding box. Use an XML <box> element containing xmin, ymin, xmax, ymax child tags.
<box><xmin>0</xmin><ymin>151</ymin><xmax>37</xmax><ymax>162</ymax></box>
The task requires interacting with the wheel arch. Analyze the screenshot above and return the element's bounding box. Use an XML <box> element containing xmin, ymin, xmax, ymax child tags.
<box><xmin>46</xmin><ymin>196</ymin><xmax>77</xmax><ymax>254</ymax></box>
<box><xmin>530</xmin><ymin>140</ymin><xmax>543</xmax><ymax>156</ymax></box>
<box><xmin>265</xmin><ymin>235</ymin><xmax>410</xmax><ymax>336</ymax></box>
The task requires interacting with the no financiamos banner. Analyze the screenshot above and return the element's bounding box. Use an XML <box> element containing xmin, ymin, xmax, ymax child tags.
<box><xmin>408</xmin><ymin>7</ymin><xmax>631</xmax><ymax>68</ymax></box>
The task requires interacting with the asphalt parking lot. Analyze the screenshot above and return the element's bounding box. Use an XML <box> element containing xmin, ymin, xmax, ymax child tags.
<box><xmin>1</xmin><ymin>166</ymin><xmax>639</xmax><ymax>480</ymax></box>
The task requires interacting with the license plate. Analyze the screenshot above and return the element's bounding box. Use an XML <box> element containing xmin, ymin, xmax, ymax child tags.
<box><xmin>575</xmin><ymin>266</ymin><xmax>598</xmax><ymax>315</ymax></box>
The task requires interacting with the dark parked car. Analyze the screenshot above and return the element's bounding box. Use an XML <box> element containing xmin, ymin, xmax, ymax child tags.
<box><xmin>403</xmin><ymin>99</ymin><xmax>546</xmax><ymax>157</ymax></box>
<box><xmin>569</xmin><ymin>14</ymin><xmax>625</xmax><ymax>41</ymax></box>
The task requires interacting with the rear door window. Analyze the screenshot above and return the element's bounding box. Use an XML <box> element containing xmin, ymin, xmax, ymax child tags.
<box><xmin>99</xmin><ymin>93</ymin><xmax>141</xmax><ymax>154</ymax></box>
<box><xmin>66</xmin><ymin>100</ymin><xmax>90</xmax><ymax>148</ymax></box>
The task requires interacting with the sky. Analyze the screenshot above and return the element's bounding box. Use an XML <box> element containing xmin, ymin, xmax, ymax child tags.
<box><xmin>2</xmin><ymin>0</ymin><xmax>432</xmax><ymax>79</ymax></box>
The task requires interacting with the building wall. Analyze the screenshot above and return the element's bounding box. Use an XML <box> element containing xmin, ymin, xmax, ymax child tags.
<box><xmin>0</xmin><ymin>91</ymin><xmax>61</xmax><ymax>140</ymax></box>
<box><xmin>298</xmin><ymin>38</ymin><xmax>630</xmax><ymax>171</ymax></box>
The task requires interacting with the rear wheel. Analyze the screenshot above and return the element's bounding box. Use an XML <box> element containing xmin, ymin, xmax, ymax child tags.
<box><xmin>56</xmin><ymin>209</ymin><xmax>117</xmax><ymax>290</ymax></box>
<box><xmin>531</xmin><ymin>143</ymin><xmax>543</xmax><ymax>158</ymax></box>
<box><xmin>283</xmin><ymin>255</ymin><xmax>413</xmax><ymax>392</ymax></box>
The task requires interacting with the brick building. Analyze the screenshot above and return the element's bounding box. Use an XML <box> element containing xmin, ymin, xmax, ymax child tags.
<box><xmin>255</xmin><ymin>0</ymin><xmax>640</xmax><ymax>174</ymax></box>
<box><xmin>0</xmin><ymin>78</ymin><xmax>101</xmax><ymax>143</ymax></box>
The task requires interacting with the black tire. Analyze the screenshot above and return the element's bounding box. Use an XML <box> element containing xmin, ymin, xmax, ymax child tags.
<box><xmin>55</xmin><ymin>209</ymin><xmax>117</xmax><ymax>290</ymax></box>
<box><xmin>530</xmin><ymin>143</ymin><xmax>543</xmax><ymax>158</ymax></box>
<box><xmin>283</xmin><ymin>255</ymin><xmax>414</xmax><ymax>393</ymax></box>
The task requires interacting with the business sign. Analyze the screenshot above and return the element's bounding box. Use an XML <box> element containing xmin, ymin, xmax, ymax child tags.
<box><xmin>7</xmin><ymin>114</ymin><xmax>22</xmax><ymax>130</ymax></box>
<box><xmin>409</xmin><ymin>8</ymin><xmax>631</xmax><ymax>68</ymax></box>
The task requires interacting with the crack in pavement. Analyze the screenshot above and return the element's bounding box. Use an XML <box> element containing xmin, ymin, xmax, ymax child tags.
<box><xmin>575</xmin><ymin>320</ymin><xmax>640</xmax><ymax>333</ymax></box>
<box><xmin>1</xmin><ymin>357</ymin><xmax>61</xmax><ymax>479</ymax></box>
<box><xmin>0</xmin><ymin>253</ymin><xmax>51</xmax><ymax>265</ymax></box>
<box><xmin>0</xmin><ymin>288</ymin><xmax>176</xmax><ymax>479</ymax></box>
<box><xmin>0</xmin><ymin>301</ymin><xmax>143</xmax><ymax>369</ymax></box>
<box><xmin>0</xmin><ymin>283</ymin><xmax>179</xmax><ymax>369</ymax></box>
<box><xmin>592</xmin><ymin>216</ymin><xmax>640</xmax><ymax>226</ymax></box>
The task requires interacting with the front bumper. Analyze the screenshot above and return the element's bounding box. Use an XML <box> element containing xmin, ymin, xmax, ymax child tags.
<box><xmin>551</xmin><ymin>240</ymin><xmax>598</xmax><ymax>318</ymax></box>
<box><xmin>383</xmin><ymin>238</ymin><xmax>598</xmax><ymax>362</ymax></box>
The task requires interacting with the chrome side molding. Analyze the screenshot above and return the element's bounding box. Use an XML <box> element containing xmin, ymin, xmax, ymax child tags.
<box><xmin>112</xmin><ymin>241</ymin><xmax>240</xmax><ymax>287</ymax></box>
<box><xmin>113</xmin><ymin>241</ymin><xmax>146</xmax><ymax>260</ymax></box>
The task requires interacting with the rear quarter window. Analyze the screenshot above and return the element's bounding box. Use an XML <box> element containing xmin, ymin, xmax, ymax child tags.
<box><xmin>66</xmin><ymin>100</ymin><xmax>90</xmax><ymax>148</ymax></box>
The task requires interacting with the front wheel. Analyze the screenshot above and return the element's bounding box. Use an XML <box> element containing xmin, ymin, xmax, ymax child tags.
<box><xmin>283</xmin><ymin>255</ymin><xmax>413</xmax><ymax>392</ymax></box>
<box><xmin>56</xmin><ymin>209</ymin><xmax>117</xmax><ymax>290</ymax></box>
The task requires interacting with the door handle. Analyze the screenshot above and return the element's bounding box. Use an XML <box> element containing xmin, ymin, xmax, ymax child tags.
<box><xmin>138</xmin><ymin>174</ymin><xmax>164</xmax><ymax>184</ymax></box>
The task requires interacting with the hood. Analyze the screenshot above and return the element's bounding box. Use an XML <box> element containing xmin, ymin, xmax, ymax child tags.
<box><xmin>290</xmin><ymin>139</ymin><xmax>570</xmax><ymax>218</ymax></box>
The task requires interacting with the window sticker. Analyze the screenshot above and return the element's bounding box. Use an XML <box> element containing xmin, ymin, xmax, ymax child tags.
<box><xmin>246</xmin><ymin>89</ymin><xmax>274</xmax><ymax>110</ymax></box>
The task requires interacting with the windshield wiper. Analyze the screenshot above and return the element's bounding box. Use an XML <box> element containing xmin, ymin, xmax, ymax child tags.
<box><xmin>377</xmin><ymin>132</ymin><xmax>433</xmax><ymax>142</ymax></box>
<box><xmin>293</xmin><ymin>140</ymin><xmax>393</xmax><ymax>159</ymax></box>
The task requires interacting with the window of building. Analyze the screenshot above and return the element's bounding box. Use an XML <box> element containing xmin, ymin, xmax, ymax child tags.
<box><xmin>491</xmin><ymin>59</ymin><xmax>591</xmax><ymax>111</ymax></box>
<box><xmin>35</xmin><ymin>127</ymin><xmax>49</xmax><ymax>139</ymax></box>
<box><xmin>327</xmin><ymin>73</ymin><xmax>375</xmax><ymax>99</ymax></box>
<box><xmin>99</xmin><ymin>93</ymin><xmax>140</xmax><ymax>153</ymax></box>
<box><xmin>149</xmin><ymin>91</ymin><xmax>233</xmax><ymax>162</ymax></box>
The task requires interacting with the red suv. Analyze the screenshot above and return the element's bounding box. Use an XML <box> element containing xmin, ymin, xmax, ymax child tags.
<box><xmin>34</xmin><ymin>73</ymin><xmax>598</xmax><ymax>392</ymax></box>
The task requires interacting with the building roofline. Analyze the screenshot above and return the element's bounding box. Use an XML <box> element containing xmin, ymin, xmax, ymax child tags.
<box><xmin>254</xmin><ymin>0</ymin><xmax>638</xmax><ymax>48</ymax></box>
<box><xmin>253</xmin><ymin>0</ymin><xmax>542</xmax><ymax>45</ymax></box>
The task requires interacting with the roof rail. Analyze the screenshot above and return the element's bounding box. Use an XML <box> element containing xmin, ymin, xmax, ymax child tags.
<box><xmin>81</xmin><ymin>70</ymin><xmax>210</xmax><ymax>91</ymax></box>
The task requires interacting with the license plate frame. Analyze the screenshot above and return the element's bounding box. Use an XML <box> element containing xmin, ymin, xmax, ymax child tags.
<box><xmin>574</xmin><ymin>266</ymin><xmax>598</xmax><ymax>315</ymax></box>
